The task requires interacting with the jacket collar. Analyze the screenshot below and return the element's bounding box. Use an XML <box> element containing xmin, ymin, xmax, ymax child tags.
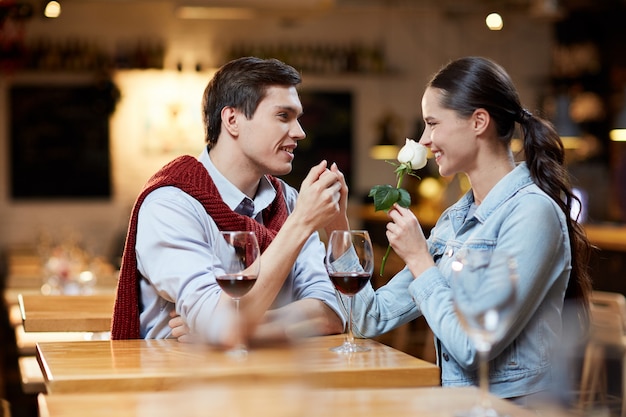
<box><xmin>447</xmin><ymin>162</ymin><xmax>534</xmax><ymax>233</ymax></box>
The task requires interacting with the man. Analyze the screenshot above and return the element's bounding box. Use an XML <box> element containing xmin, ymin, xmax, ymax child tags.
<box><xmin>112</xmin><ymin>57</ymin><xmax>348</xmax><ymax>345</ymax></box>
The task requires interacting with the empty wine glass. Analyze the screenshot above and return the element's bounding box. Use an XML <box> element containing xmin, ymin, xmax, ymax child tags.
<box><xmin>450</xmin><ymin>249</ymin><xmax>519</xmax><ymax>417</ymax></box>
<box><xmin>215</xmin><ymin>231</ymin><xmax>260</xmax><ymax>358</ymax></box>
<box><xmin>325</xmin><ymin>230</ymin><xmax>374</xmax><ymax>353</ymax></box>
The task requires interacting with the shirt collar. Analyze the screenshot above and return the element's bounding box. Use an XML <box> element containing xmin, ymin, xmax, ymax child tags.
<box><xmin>198</xmin><ymin>147</ymin><xmax>277</xmax><ymax>217</ymax></box>
<box><xmin>447</xmin><ymin>162</ymin><xmax>533</xmax><ymax>229</ymax></box>
<box><xmin>473</xmin><ymin>162</ymin><xmax>533</xmax><ymax>222</ymax></box>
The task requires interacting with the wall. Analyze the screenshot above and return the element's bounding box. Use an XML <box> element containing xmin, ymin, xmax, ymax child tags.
<box><xmin>0</xmin><ymin>1</ymin><xmax>553</xmax><ymax>258</ymax></box>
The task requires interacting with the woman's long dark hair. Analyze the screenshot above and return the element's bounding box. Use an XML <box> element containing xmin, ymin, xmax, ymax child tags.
<box><xmin>428</xmin><ymin>56</ymin><xmax>592</xmax><ymax>317</ymax></box>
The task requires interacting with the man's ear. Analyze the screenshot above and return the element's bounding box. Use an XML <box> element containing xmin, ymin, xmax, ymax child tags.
<box><xmin>221</xmin><ymin>106</ymin><xmax>239</xmax><ymax>137</ymax></box>
<box><xmin>472</xmin><ymin>108</ymin><xmax>490</xmax><ymax>136</ymax></box>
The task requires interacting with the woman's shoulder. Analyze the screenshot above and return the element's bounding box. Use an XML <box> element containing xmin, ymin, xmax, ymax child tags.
<box><xmin>508</xmin><ymin>184</ymin><xmax>569</xmax><ymax>234</ymax></box>
<box><xmin>515</xmin><ymin>183</ymin><xmax>562</xmax><ymax>212</ymax></box>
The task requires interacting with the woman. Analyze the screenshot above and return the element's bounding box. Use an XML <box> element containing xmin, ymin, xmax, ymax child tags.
<box><xmin>349</xmin><ymin>56</ymin><xmax>592</xmax><ymax>402</ymax></box>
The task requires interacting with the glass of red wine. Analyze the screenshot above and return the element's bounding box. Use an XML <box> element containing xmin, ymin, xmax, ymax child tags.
<box><xmin>215</xmin><ymin>231</ymin><xmax>260</xmax><ymax>358</ymax></box>
<box><xmin>325</xmin><ymin>230</ymin><xmax>374</xmax><ymax>353</ymax></box>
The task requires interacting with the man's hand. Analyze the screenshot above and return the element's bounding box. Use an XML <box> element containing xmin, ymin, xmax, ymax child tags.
<box><xmin>168</xmin><ymin>310</ymin><xmax>199</xmax><ymax>343</ymax></box>
<box><xmin>293</xmin><ymin>160</ymin><xmax>345</xmax><ymax>233</ymax></box>
<box><xmin>253</xmin><ymin>299</ymin><xmax>344</xmax><ymax>342</ymax></box>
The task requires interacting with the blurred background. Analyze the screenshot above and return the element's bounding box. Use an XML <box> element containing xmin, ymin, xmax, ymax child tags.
<box><xmin>1</xmin><ymin>0</ymin><xmax>625</xmax><ymax>260</ymax></box>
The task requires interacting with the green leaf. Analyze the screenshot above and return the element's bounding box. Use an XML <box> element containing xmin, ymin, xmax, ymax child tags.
<box><xmin>381</xmin><ymin>188</ymin><xmax>400</xmax><ymax>209</ymax></box>
<box><xmin>368</xmin><ymin>185</ymin><xmax>400</xmax><ymax>212</ymax></box>
<box><xmin>367</xmin><ymin>184</ymin><xmax>388</xmax><ymax>198</ymax></box>
<box><xmin>397</xmin><ymin>188</ymin><xmax>412</xmax><ymax>208</ymax></box>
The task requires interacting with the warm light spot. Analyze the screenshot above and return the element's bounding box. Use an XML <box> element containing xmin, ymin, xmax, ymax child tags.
<box><xmin>486</xmin><ymin>13</ymin><xmax>503</xmax><ymax>30</ymax></box>
<box><xmin>610</xmin><ymin>129</ymin><xmax>626</xmax><ymax>141</ymax></box>
<box><xmin>44</xmin><ymin>1</ymin><xmax>61</xmax><ymax>18</ymax></box>
<box><xmin>369</xmin><ymin>145</ymin><xmax>399</xmax><ymax>160</ymax></box>
<box><xmin>79</xmin><ymin>271</ymin><xmax>95</xmax><ymax>284</ymax></box>
<box><xmin>175</xmin><ymin>6</ymin><xmax>256</xmax><ymax>20</ymax></box>
<box><xmin>418</xmin><ymin>177</ymin><xmax>442</xmax><ymax>200</ymax></box>
<box><xmin>561</xmin><ymin>136</ymin><xmax>582</xmax><ymax>149</ymax></box>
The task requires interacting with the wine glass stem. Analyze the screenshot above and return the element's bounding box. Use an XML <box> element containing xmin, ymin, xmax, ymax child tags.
<box><xmin>478</xmin><ymin>348</ymin><xmax>492</xmax><ymax>410</ymax></box>
<box><xmin>346</xmin><ymin>295</ymin><xmax>355</xmax><ymax>346</ymax></box>
<box><xmin>234</xmin><ymin>298</ymin><xmax>244</xmax><ymax>350</ymax></box>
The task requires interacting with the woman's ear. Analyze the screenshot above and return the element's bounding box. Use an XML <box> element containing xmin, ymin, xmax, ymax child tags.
<box><xmin>472</xmin><ymin>108</ymin><xmax>490</xmax><ymax>136</ymax></box>
<box><xmin>221</xmin><ymin>106</ymin><xmax>239</xmax><ymax>137</ymax></box>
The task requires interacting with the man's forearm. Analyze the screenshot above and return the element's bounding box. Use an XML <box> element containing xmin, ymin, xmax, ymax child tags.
<box><xmin>253</xmin><ymin>299</ymin><xmax>343</xmax><ymax>342</ymax></box>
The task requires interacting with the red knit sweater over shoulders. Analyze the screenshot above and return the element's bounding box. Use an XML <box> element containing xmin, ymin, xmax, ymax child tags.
<box><xmin>111</xmin><ymin>155</ymin><xmax>288</xmax><ymax>339</ymax></box>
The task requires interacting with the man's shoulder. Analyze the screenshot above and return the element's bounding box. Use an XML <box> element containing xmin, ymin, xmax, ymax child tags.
<box><xmin>272</xmin><ymin>177</ymin><xmax>298</xmax><ymax>208</ymax></box>
<box><xmin>140</xmin><ymin>186</ymin><xmax>204</xmax><ymax>214</ymax></box>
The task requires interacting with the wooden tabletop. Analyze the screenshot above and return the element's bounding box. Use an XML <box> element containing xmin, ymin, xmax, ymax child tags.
<box><xmin>36</xmin><ymin>335</ymin><xmax>440</xmax><ymax>393</ymax></box>
<box><xmin>18</xmin><ymin>293</ymin><xmax>115</xmax><ymax>332</ymax></box>
<box><xmin>14</xmin><ymin>324</ymin><xmax>106</xmax><ymax>356</ymax></box>
<box><xmin>37</xmin><ymin>386</ymin><xmax>544</xmax><ymax>417</ymax></box>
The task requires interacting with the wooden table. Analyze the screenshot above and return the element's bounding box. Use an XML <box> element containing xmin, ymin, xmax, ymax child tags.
<box><xmin>18</xmin><ymin>293</ymin><xmax>115</xmax><ymax>332</ymax></box>
<box><xmin>15</xmin><ymin>324</ymin><xmax>103</xmax><ymax>356</ymax></box>
<box><xmin>37</xmin><ymin>386</ymin><xmax>545</xmax><ymax>417</ymax></box>
<box><xmin>36</xmin><ymin>335</ymin><xmax>440</xmax><ymax>393</ymax></box>
<box><xmin>18</xmin><ymin>356</ymin><xmax>46</xmax><ymax>394</ymax></box>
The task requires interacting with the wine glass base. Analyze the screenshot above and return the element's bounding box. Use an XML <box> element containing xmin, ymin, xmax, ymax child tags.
<box><xmin>455</xmin><ymin>405</ymin><xmax>509</xmax><ymax>417</ymax></box>
<box><xmin>329</xmin><ymin>341</ymin><xmax>370</xmax><ymax>353</ymax></box>
<box><xmin>226</xmin><ymin>346</ymin><xmax>248</xmax><ymax>360</ymax></box>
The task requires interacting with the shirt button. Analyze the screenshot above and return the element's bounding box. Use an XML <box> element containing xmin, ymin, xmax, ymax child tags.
<box><xmin>443</xmin><ymin>352</ymin><xmax>450</xmax><ymax>361</ymax></box>
<box><xmin>445</xmin><ymin>248</ymin><xmax>454</xmax><ymax>257</ymax></box>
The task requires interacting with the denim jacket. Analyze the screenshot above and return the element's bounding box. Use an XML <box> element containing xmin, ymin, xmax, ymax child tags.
<box><xmin>350</xmin><ymin>163</ymin><xmax>572</xmax><ymax>399</ymax></box>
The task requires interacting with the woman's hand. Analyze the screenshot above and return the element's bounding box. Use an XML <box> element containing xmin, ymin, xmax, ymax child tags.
<box><xmin>324</xmin><ymin>162</ymin><xmax>350</xmax><ymax>234</ymax></box>
<box><xmin>386</xmin><ymin>203</ymin><xmax>434</xmax><ymax>278</ymax></box>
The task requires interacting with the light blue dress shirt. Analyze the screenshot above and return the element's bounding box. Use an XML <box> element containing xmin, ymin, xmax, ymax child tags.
<box><xmin>346</xmin><ymin>163</ymin><xmax>575</xmax><ymax>399</ymax></box>
<box><xmin>136</xmin><ymin>147</ymin><xmax>344</xmax><ymax>340</ymax></box>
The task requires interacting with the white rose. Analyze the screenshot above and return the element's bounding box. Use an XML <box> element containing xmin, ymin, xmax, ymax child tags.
<box><xmin>397</xmin><ymin>138</ymin><xmax>427</xmax><ymax>170</ymax></box>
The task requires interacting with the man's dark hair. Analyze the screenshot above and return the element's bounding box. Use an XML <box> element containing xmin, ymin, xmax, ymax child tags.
<box><xmin>202</xmin><ymin>56</ymin><xmax>302</xmax><ymax>148</ymax></box>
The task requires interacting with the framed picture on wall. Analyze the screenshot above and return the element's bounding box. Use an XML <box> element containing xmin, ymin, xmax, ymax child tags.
<box><xmin>8</xmin><ymin>79</ymin><xmax>118</xmax><ymax>199</ymax></box>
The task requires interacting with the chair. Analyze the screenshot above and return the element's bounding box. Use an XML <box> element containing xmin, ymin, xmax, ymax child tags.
<box><xmin>579</xmin><ymin>291</ymin><xmax>626</xmax><ymax>416</ymax></box>
<box><xmin>0</xmin><ymin>398</ymin><xmax>11</xmax><ymax>417</ymax></box>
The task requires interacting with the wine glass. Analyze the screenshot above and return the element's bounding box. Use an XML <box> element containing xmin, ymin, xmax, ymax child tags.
<box><xmin>325</xmin><ymin>230</ymin><xmax>374</xmax><ymax>353</ymax></box>
<box><xmin>215</xmin><ymin>231</ymin><xmax>260</xmax><ymax>358</ymax></box>
<box><xmin>450</xmin><ymin>249</ymin><xmax>519</xmax><ymax>417</ymax></box>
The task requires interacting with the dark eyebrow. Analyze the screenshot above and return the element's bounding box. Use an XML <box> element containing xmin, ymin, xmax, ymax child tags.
<box><xmin>277</xmin><ymin>105</ymin><xmax>303</xmax><ymax>118</ymax></box>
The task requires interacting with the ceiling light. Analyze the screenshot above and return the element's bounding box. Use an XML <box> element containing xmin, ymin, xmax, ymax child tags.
<box><xmin>485</xmin><ymin>13</ymin><xmax>503</xmax><ymax>30</ymax></box>
<box><xmin>44</xmin><ymin>1</ymin><xmax>61</xmax><ymax>18</ymax></box>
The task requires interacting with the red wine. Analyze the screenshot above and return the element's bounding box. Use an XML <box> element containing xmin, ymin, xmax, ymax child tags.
<box><xmin>329</xmin><ymin>272</ymin><xmax>371</xmax><ymax>296</ymax></box>
<box><xmin>216</xmin><ymin>275</ymin><xmax>257</xmax><ymax>298</ymax></box>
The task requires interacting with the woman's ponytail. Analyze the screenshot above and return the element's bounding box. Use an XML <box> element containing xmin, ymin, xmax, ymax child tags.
<box><xmin>519</xmin><ymin>112</ymin><xmax>592</xmax><ymax>307</ymax></box>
